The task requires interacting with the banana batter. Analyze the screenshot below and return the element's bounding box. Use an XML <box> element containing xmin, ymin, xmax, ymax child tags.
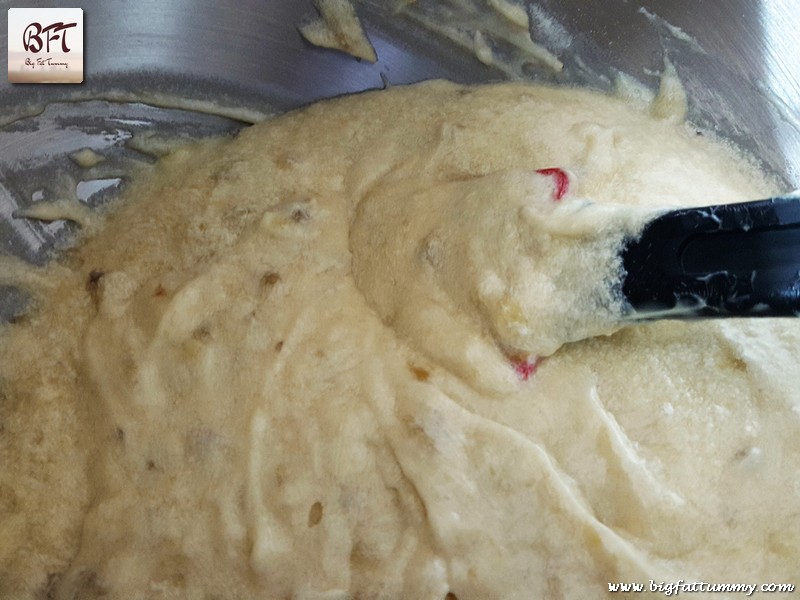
<box><xmin>1</xmin><ymin>81</ymin><xmax>798</xmax><ymax>599</ymax></box>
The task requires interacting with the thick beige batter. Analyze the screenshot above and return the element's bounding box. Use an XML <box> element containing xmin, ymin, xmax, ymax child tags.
<box><xmin>1</xmin><ymin>81</ymin><xmax>799</xmax><ymax>599</ymax></box>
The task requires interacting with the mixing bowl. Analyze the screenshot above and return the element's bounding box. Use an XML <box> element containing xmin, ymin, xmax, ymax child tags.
<box><xmin>1</xmin><ymin>2</ymin><xmax>800</xmax><ymax>595</ymax></box>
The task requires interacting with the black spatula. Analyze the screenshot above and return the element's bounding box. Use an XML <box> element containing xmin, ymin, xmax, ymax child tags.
<box><xmin>621</xmin><ymin>194</ymin><xmax>800</xmax><ymax>319</ymax></box>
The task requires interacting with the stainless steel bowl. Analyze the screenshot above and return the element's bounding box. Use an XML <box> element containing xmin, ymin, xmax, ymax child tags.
<box><xmin>2</xmin><ymin>0</ymin><xmax>799</xmax><ymax>318</ymax></box>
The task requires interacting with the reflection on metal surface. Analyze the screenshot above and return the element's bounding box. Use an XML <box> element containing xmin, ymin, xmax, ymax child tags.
<box><xmin>0</xmin><ymin>100</ymin><xmax>244</xmax><ymax>260</ymax></box>
<box><xmin>763</xmin><ymin>0</ymin><xmax>800</xmax><ymax>109</ymax></box>
<box><xmin>762</xmin><ymin>0</ymin><xmax>800</xmax><ymax>186</ymax></box>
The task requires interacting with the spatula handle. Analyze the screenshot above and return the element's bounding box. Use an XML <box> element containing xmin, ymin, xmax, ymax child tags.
<box><xmin>621</xmin><ymin>194</ymin><xmax>800</xmax><ymax>319</ymax></box>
